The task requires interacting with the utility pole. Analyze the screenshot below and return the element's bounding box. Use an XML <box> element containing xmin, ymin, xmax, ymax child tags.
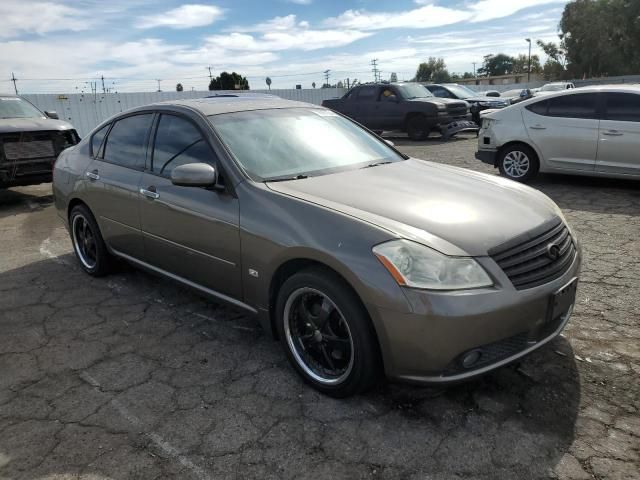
<box><xmin>472</xmin><ymin>62</ymin><xmax>477</xmax><ymax>78</ymax></box>
<box><xmin>323</xmin><ymin>70</ymin><xmax>330</xmax><ymax>86</ymax></box>
<box><xmin>11</xmin><ymin>72</ymin><xmax>18</xmax><ymax>94</ymax></box>
<box><xmin>207</xmin><ymin>66</ymin><xmax>213</xmax><ymax>81</ymax></box>
<box><xmin>525</xmin><ymin>38</ymin><xmax>532</xmax><ymax>82</ymax></box>
<box><xmin>371</xmin><ymin>59</ymin><xmax>380</xmax><ymax>82</ymax></box>
<box><xmin>101</xmin><ymin>75</ymin><xmax>105</xmax><ymax>93</ymax></box>
<box><xmin>156</xmin><ymin>79</ymin><xmax>162</xmax><ymax>92</ymax></box>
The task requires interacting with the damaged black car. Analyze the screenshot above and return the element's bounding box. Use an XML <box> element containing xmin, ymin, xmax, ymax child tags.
<box><xmin>0</xmin><ymin>95</ymin><xmax>79</xmax><ymax>188</ymax></box>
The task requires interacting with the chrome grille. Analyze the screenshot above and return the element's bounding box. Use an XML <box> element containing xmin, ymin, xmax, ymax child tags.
<box><xmin>490</xmin><ymin>218</ymin><xmax>576</xmax><ymax>290</ymax></box>
<box><xmin>3</xmin><ymin>139</ymin><xmax>55</xmax><ymax>160</ymax></box>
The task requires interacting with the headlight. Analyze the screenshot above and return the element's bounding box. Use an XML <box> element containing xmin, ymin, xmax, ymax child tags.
<box><xmin>479</xmin><ymin>101</ymin><xmax>508</xmax><ymax>108</ymax></box>
<box><xmin>373</xmin><ymin>240</ymin><xmax>493</xmax><ymax>290</ymax></box>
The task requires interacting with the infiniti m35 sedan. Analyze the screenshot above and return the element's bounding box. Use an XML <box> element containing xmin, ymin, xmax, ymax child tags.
<box><xmin>53</xmin><ymin>97</ymin><xmax>581</xmax><ymax>397</ymax></box>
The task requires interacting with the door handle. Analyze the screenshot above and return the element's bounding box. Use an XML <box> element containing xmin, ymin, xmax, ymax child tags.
<box><xmin>529</xmin><ymin>125</ymin><xmax>546</xmax><ymax>130</ymax></box>
<box><xmin>602</xmin><ymin>130</ymin><xmax>623</xmax><ymax>136</ymax></box>
<box><xmin>140</xmin><ymin>187</ymin><xmax>159</xmax><ymax>199</ymax></box>
<box><xmin>85</xmin><ymin>170</ymin><xmax>99</xmax><ymax>181</ymax></box>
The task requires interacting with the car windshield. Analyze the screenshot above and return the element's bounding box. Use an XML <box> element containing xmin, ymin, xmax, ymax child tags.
<box><xmin>541</xmin><ymin>84</ymin><xmax>566</xmax><ymax>91</ymax></box>
<box><xmin>0</xmin><ymin>97</ymin><xmax>44</xmax><ymax>119</ymax></box>
<box><xmin>209</xmin><ymin>108</ymin><xmax>404</xmax><ymax>181</ymax></box>
<box><xmin>443</xmin><ymin>85</ymin><xmax>478</xmax><ymax>99</ymax></box>
<box><xmin>397</xmin><ymin>84</ymin><xmax>433</xmax><ymax>99</ymax></box>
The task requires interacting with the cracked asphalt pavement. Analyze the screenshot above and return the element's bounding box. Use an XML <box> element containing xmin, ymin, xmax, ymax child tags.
<box><xmin>1</xmin><ymin>136</ymin><xmax>638</xmax><ymax>479</ymax></box>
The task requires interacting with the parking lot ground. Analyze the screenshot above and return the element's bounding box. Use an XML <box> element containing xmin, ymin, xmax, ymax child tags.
<box><xmin>0</xmin><ymin>136</ymin><xmax>638</xmax><ymax>480</ymax></box>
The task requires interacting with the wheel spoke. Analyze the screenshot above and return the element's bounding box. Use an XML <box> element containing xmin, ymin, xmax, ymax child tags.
<box><xmin>320</xmin><ymin>344</ymin><xmax>336</xmax><ymax>371</ymax></box>
<box><xmin>315</xmin><ymin>297</ymin><xmax>334</xmax><ymax>330</ymax></box>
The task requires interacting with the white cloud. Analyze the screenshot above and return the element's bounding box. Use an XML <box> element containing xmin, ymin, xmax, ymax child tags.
<box><xmin>323</xmin><ymin>4</ymin><xmax>471</xmax><ymax>30</ymax></box>
<box><xmin>206</xmin><ymin>29</ymin><xmax>371</xmax><ymax>52</ymax></box>
<box><xmin>468</xmin><ymin>0</ymin><xmax>568</xmax><ymax>22</ymax></box>
<box><xmin>0</xmin><ymin>0</ymin><xmax>89</xmax><ymax>38</ymax></box>
<box><xmin>136</xmin><ymin>4</ymin><xmax>224</xmax><ymax>29</ymax></box>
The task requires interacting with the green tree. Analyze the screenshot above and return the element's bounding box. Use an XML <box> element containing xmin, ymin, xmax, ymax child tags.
<box><xmin>414</xmin><ymin>57</ymin><xmax>451</xmax><ymax>83</ymax></box>
<box><xmin>209</xmin><ymin>71</ymin><xmax>250</xmax><ymax>90</ymax></box>
<box><xmin>176</xmin><ymin>83</ymin><xmax>183</xmax><ymax>92</ymax></box>
<box><xmin>477</xmin><ymin>54</ymin><xmax>515</xmax><ymax>76</ymax></box>
<box><xmin>512</xmin><ymin>54</ymin><xmax>542</xmax><ymax>74</ymax></box>
<box><xmin>560</xmin><ymin>0</ymin><xmax>640</xmax><ymax>77</ymax></box>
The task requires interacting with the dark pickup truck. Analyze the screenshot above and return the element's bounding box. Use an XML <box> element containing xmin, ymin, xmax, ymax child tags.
<box><xmin>322</xmin><ymin>82</ymin><xmax>476</xmax><ymax>140</ymax></box>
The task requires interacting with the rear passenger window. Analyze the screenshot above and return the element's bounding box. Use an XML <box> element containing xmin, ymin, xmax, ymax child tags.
<box><xmin>357</xmin><ymin>86</ymin><xmax>378</xmax><ymax>99</ymax></box>
<box><xmin>526</xmin><ymin>100</ymin><xmax>548</xmax><ymax>116</ymax></box>
<box><xmin>91</xmin><ymin>124</ymin><xmax>109</xmax><ymax>158</ymax></box>
<box><xmin>152</xmin><ymin>114</ymin><xmax>216</xmax><ymax>178</ymax></box>
<box><xmin>604</xmin><ymin>93</ymin><xmax>640</xmax><ymax>122</ymax></box>
<box><xmin>103</xmin><ymin>114</ymin><xmax>153</xmax><ymax>169</ymax></box>
<box><xmin>546</xmin><ymin>94</ymin><xmax>598</xmax><ymax>119</ymax></box>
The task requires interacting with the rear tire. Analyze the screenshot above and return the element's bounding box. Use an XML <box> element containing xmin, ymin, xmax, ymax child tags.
<box><xmin>69</xmin><ymin>204</ymin><xmax>114</xmax><ymax>276</ymax></box>
<box><xmin>275</xmin><ymin>268</ymin><xmax>380</xmax><ymax>397</ymax></box>
<box><xmin>497</xmin><ymin>144</ymin><xmax>539</xmax><ymax>183</ymax></box>
<box><xmin>406</xmin><ymin>115</ymin><xmax>430</xmax><ymax>141</ymax></box>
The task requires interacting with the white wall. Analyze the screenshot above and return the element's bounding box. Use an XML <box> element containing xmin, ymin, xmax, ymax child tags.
<box><xmin>23</xmin><ymin>89</ymin><xmax>347</xmax><ymax>137</ymax></box>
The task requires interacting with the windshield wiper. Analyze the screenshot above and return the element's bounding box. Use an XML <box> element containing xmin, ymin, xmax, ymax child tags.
<box><xmin>266</xmin><ymin>174</ymin><xmax>309</xmax><ymax>182</ymax></box>
<box><xmin>362</xmin><ymin>161</ymin><xmax>392</xmax><ymax>169</ymax></box>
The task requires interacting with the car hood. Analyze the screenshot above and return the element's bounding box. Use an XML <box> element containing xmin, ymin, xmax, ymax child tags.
<box><xmin>408</xmin><ymin>97</ymin><xmax>464</xmax><ymax>106</ymax></box>
<box><xmin>266</xmin><ymin>159</ymin><xmax>560</xmax><ymax>256</ymax></box>
<box><xmin>0</xmin><ymin>117</ymin><xmax>74</xmax><ymax>133</ymax></box>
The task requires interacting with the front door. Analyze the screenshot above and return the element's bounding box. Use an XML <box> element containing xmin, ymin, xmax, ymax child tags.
<box><xmin>84</xmin><ymin>113</ymin><xmax>154</xmax><ymax>259</ymax></box>
<box><xmin>596</xmin><ymin>92</ymin><xmax>640</xmax><ymax>176</ymax></box>
<box><xmin>374</xmin><ymin>87</ymin><xmax>404</xmax><ymax>130</ymax></box>
<box><xmin>523</xmin><ymin>93</ymin><xmax>600</xmax><ymax>172</ymax></box>
<box><xmin>353</xmin><ymin>85</ymin><xmax>380</xmax><ymax>129</ymax></box>
<box><xmin>139</xmin><ymin>113</ymin><xmax>242</xmax><ymax>298</ymax></box>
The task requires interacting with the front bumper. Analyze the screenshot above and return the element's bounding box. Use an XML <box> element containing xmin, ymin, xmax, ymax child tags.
<box><xmin>475</xmin><ymin>149</ymin><xmax>498</xmax><ymax>166</ymax></box>
<box><xmin>368</xmin><ymin>246</ymin><xmax>581</xmax><ymax>385</ymax></box>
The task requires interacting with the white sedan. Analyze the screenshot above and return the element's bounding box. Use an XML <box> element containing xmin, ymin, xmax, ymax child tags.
<box><xmin>475</xmin><ymin>85</ymin><xmax>640</xmax><ymax>182</ymax></box>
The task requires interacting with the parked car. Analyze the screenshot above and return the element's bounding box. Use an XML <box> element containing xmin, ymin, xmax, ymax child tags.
<box><xmin>322</xmin><ymin>83</ymin><xmax>476</xmax><ymax>140</ymax></box>
<box><xmin>476</xmin><ymin>85</ymin><xmax>640</xmax><ymax>182</ymax></box>
<box><xmin>533</xmin><ymin>82</ymin><xmax>576</xmax><ymax>95</ymax></box>
<box><xmin>500</xmin><ymin>88</ymin><xmax>534</xmax><ymax>105</ymax></box>
<box><xmin>424</xmin><ymin>84</ymin><xmax>511</xmax><ymax>124</ymax></box>
<box><xmin>54</xmin><ymin>97</ymin><xmax>581</xmax><ymax>397</ymax></box>
<box><xmin>0</xmin><ymin>94</ymin><xmax>79</xmax><ymax>188</ymax></box>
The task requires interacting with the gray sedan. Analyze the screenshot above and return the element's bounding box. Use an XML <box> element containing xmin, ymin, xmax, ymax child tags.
<box><xmin>53</xmin><ymin>97</ymin><xmax>581</xmax><ymax>397</ymax></box>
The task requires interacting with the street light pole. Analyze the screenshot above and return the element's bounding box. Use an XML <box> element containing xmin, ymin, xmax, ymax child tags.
<box><xmin>526</xmin><ymin>38</ymin><xmax>532</xmax><ymax>83</ymax></box>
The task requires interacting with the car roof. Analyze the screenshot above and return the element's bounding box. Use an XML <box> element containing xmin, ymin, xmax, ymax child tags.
<box><xmin>536</xmin><ymin>84</ymin><xmax>640</xmax><ymax>96</ymax></box>
<box><xmin>152</xmin><ymin>96</ymin><xmax>317</xmax><ymax>116</ymax></box>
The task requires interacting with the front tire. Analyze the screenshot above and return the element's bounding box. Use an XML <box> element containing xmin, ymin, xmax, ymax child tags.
<box><xmin>406</xmin><ymin>115</ymin><xmax>430</xmax><ymax>141</ymax></box>
<box><xmin>497</xmin><ymin>144</ymin><xmax>539</xmax><ymax>183</ymax></box>
<box><xmin>275</xmin><ymin>268</ymin><xmax>380</xmax><ymax>397</ymax></box>
<box><xmin>69</xmin><ymin>204</ymin><xmax>114</xmax><ymax>276</ymax></box>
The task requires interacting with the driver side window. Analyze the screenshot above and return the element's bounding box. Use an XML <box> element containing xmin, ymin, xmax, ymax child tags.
<box><xmin>151</xmin><ymin>114</ymin><xmax>217</xmax><ymax>178</ymax></box>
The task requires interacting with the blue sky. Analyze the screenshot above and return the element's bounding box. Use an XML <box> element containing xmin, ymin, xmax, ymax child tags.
<box><xmin>0</xmin><ymin>0</ymin><xmax>568</xmax><ymax>93</ymax></box>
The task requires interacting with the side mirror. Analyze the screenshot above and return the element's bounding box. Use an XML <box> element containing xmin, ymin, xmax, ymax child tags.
<box><xmin>45</xmin><ymin>111</ymin><xmax>59</xmax><ymax>119</ymax></box>
<box><xmin>171</xmin><ymin>163</ymin><xmax>217</xmax><ymax>187</ymax></box>
<box><xmin>385</xmin><ymin>139</ymin><xmax>395</xmax><ymax>147</ymax></box>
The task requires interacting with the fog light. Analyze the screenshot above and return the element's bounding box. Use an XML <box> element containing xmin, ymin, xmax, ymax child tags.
<box><xmin>461</xmin><ymin>349</ymin><xmax>482</xmax><ymax>369</ymax></box>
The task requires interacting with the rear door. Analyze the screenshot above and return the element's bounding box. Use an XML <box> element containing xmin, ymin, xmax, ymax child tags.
<box><xmin>84</xmin><ymin>113</ymin><xmax>153</xmax><ymax>259</ymax></box>
<box><xmin>352</xmin><ymin>85</ymin><xmax>380</xmax><ymax>129</ymax></box>
<box><xmin>139</xmin><ymin>113</ymin><xmax>242</xmax><ymax>298</ymax></box>
<box><xmin>596</xmin><ymin>92</ymin><xmax>640</xmax><ymax>176</ymax></box>
<box><xmin>522</xmin><ymin>93</ymin><xmax>600</xmax><ymax>172</ymax></box>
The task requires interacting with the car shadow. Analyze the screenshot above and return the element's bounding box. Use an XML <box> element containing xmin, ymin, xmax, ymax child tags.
<box><xmin>0</xmin><ymin>254</ymin><xmax>581</xmax><ymax>479</ymax></box>
<box><xmin>0</xmin><ymin>187</ymin><xmax>54</xmax><ymax>219</ymax></box>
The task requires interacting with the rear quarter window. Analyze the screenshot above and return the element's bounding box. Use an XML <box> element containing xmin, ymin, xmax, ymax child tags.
<box><xmin>90</xmin><ymin>124</ymin><xmax>110</xmax><ymax>158</ymax></box>
<box><xmin>525</xmin><ymin>100</ymin><xmax>549</xmax><ymax>116</ymax></box>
